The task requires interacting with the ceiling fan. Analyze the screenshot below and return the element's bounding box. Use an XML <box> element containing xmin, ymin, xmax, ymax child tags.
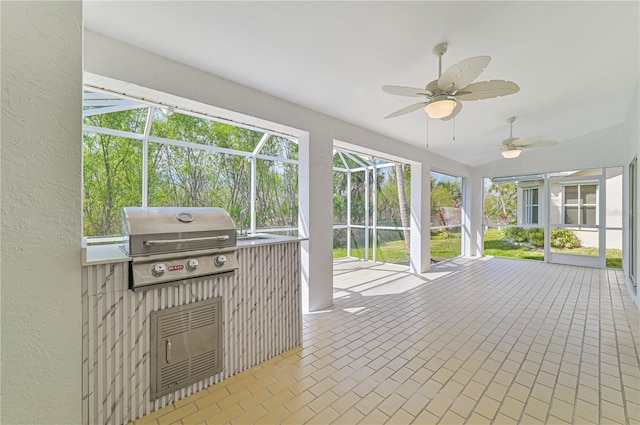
<box><xmin>382</xmin><ymin>43</ymin><xmax>520</xmax><ymax>120</ymax></box>
<box><xmin>499</xmin><ymin>116</ymin><xmax>558</xmax><ymax>158</ymax></box>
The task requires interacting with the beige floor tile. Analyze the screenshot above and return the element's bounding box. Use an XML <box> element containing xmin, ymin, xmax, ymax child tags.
<box><xmin>194</xmin><ymin>387</ymin><xmax>231</xmax><ymax>409</ymax></box>
<box><xmin>282</xmin><ymin>390</ymin><xmax>315</xmax><ymax>414</ymax></box>
<box><xmin>449</xmin><ymin>394</ymin><xmax>476</xmax><ymax>419</ymax></box>
<box><xmin>256</xmin><ymin>406</ymin><xmax>290</xmax><ymax>424</ymax></box>
<box><xmin>279</xmin><ymin>406</ymin><xmax>316</xmax><ymax>424</ymax></box>
<box><xmin>523</xmin><ymin>397</ymin><xmax>549</xmax><ymax>422</ymax></box>
<box><xmin>574</xmin><ymin>399</ymin><xmax>599</xmax><ymax>423</ymax></box>
<box><xmin>399</xmin><ymin>392</ymin><xmax>430</xmax><ymax>417</ymax></box>
<box><xmin>330</xmin><ymin>407</ymin><xmax>364</xmax><ymax>425</ymax></box>
<box><xmin>129</xmin><ymin>259</ymin><xmax>639</xmax><ymax>425</ymax></box>
<box><xmin>499</xmin><ymin>396</ymin><xmax>525</xmax><ymax>421</ymax></box>
<box><xmin>474</xmin><ymin>395</ymin><xmax>500</xmax><ymax>420</ymax></box>
<box><xmin>180</xmin><ymin>402</ymin><xmax>221</xmax><ymax>425</ymax></box>
<box><xmin>465</xmin><ymin>412</ymin><xmax>492</xmax><ymax>424</ymax></box>
<box><xmin>204</xmin><ymin>404</ymin><xmax>243</xmax><ymax>425</ymax></box>
<box><xmin>411</xmin><ymin>409</ymin><xmax>440</xmax><ymax>424</ymax></box>
<box><xmin>425</xmin><ymin>393</ymin><xmax>453</xmax><ymax>418</ymax></box>
<box><xmin>493</xmin><ymin>413</ymin><xmax>519</xmax><ymax>424</ymax></box>
<box><xmin>229</xmin><ymin>405</ymin><xmax>268</xmax><ymax>425</ymax></box>
<box><xmin>376</xmin><ymin>393</ymin><xmax>405</xmax><ymax>417</ymax></box>
<box><xmin>353</xmin><ymin>391</ymin><xmax>384</xmax><ymax>416</ymax></box>
<box><xmin>307</xmin><ymin>390</ymin><xmax>339</xmax><ymax>414</ymax></box>
<box><xmin>484</xmin><ymin>382</ymin><xmax>508</xmax><ymax>402</ymax></box>
<box><xmin>384</xmin><ymin>407</ymin><xmax>414</xmax><ymax>425</ymax></box>
<box><xmin>519</xmin><ymin>414</ymin><xmax>545</xmax><ymax>424</ymax></box>
<box><xmin>462</xmin><ymin>380</ymin><xmax>486</xmax><ymax>401</ymax></box>
<box><xmin>360</xmin><ymin>408</ymin><xmax>389</xmax><ymax>425</ymax></box>
<box><xmin>602</xmin><ymin>399</ymin><xmax>628</xmax><ymax>424</ymax></box>
<box><xmin>157</xmin><ymin>404</ymin><xmax>198</xmax><ymax>425</ymax></box>
<box><xmin>438</xmin><ymin>410</ymin><xmax>466</xmax><ymax>424</ymax></box>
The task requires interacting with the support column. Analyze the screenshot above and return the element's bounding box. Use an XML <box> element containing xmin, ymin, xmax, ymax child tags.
<box><xmin>463</xmin><ymin>173</ymin><xmax>484</xmax><ymax>257</ymax></box>
<box><xmin>298</xmin><ymin>133</ymin><xmax>333</xmax><ymax>312</ymax></box>
<box><xmin>410</xmin><ymin>161</ymin><xmax>431</xmax><ymax>273</ymax></box>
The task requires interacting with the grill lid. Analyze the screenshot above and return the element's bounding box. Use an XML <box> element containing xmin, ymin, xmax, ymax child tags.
<box><xmin>122</xmin><ymin>207</ymin><xmax>237</xmax><ymax>257</ymax></box>
<box><xmin>123</xmin><ymin>207</ymin><xmax>235</xmax><ymax>236</ymax></box>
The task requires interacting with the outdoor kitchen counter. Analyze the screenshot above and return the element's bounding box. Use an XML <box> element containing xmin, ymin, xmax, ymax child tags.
<box><xmin>81</xmin><ymin>234</ymin><xmax>304</xmax><ymax>425</ymax></box>
<box><xmin>81</xmin><ymin>233</ymin><xmax>307</xmax><ymax>265</ymax></box>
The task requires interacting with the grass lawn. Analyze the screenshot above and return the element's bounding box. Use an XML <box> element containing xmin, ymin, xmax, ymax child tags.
<box><xmin>333</xmin><ymin>228</ymin><xmax>622</xmax><ymax>269</ymax></box>
<box><xmin>332</xmin><ymin>231</ymin><xmax>462</xmax><ymax>264</ymax></box>
<box><xmin>483</xmin><ymin>228</ymin><xmax>544</xmax><ymax>261</ymax></box>
<box><xmin>484</xmin><ymin>228</ymin><xmax>622</xmax><ymax>268</ymax></box>
<box><xmin>430</xmin><ymin>231</ymin><xmax>461</xmax><ymax>262</ymax></box>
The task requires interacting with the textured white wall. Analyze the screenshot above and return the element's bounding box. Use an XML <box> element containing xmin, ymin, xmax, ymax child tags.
<box><xmin>1</xmin><ymin>2</ymin><xmax>83</xmax><ymax>423</ymax></box>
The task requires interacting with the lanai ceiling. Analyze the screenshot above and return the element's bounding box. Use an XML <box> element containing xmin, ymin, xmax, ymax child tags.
<box><xmin>84</xmin><ymin>1</ymin><xmax>639</xmax><ymax>167</ymax></box>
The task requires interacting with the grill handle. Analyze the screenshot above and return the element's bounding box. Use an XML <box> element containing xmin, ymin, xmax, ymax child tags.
<box><xmin>144</xmin><ymin>235</ymin><xmax>230</xmax><ymax>246</ymax></box>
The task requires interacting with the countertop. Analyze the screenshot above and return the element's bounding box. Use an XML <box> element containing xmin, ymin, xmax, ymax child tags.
<box><xmin>81</xmin><ymin>234</ymin><xmax>307</xmax><ymax>266</ymax></box>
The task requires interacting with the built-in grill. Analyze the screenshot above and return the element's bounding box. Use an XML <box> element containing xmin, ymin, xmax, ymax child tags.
<box><xmin>122</xmin><ymin>207</ymin><xmax>239</xmax><ymax>290</ymax></box>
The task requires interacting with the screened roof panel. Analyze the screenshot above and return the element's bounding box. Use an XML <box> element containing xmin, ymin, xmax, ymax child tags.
<box><xmin>83</xmin><ymin>107</ymin><xmax>149</xmax><ymax>134</ymax></box>
<box><xmin>260</xmin><ymin>135</ymin><xmax>298</xmax><ymax>159</ymax></box>
<box><xmin>150</xmin><ymin>109</ymin><xmax>264</xmax><ymax>152</ymax></box>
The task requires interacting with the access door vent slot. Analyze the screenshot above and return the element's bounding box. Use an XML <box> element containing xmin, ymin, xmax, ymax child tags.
<box><xmin>150</xmin><ymin>297</ymin><xmax>223</xmax><ymax>399</ymax></box>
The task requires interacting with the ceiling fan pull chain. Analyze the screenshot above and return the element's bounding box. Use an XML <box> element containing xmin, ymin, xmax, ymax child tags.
<box><xmin>453</xmin><ymin>113</ymin><xmax>456</xmax><ymax>142</ymax></box>
<box><xmin>426</xmin><ymin>116</ymin><xmax>429</xmax><ymax>148</ymax></box>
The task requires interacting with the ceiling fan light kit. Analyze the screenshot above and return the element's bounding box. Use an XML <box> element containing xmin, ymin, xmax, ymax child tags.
<box><xmin>382</xmin><ymin>43</ymin><xmax>520</xmax><ymax>121</ymax></box>
<box><xmin>501</xmin><ymin>148</ymin><xmax>522</xmax><ymax>159</ymax></box>
<box><xmin>498</xmin><ymin>116</ymin><xmax>558</xmax><ymax>159</ymax></box>
<box><xmin>425</xmin><ymin>98</ymin><xmax>457</xmax><ymax>119</ymax></box>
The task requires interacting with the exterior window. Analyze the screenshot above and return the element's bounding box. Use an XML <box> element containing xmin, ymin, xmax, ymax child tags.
<box><xmin>563</xmin><ymin>184</ymin><xmax>597</xmax><ymax>225</ymax></box>
<box><xmin>522</xmin><ymin>187</ymin><xmax>539</xmax><ymax>225</ymax></box>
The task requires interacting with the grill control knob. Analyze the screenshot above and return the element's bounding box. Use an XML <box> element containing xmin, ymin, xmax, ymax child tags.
<box><xmin>152</xmin><ymin>263</ymin><xmax>166</xmax><ymax>276</ymax></box>
<box><xmin>214</xmin><ymin>255</ymin><xmax>227</xmax><ymax>267</ymax></box>
<box><xmin>186</xmin><ymin>259</ymin><xmax>199</xmax><ymax>271</ymax></box>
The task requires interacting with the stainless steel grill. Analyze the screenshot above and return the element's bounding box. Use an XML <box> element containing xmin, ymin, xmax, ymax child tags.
<box><xmin>122</xmin><ymin>207</ymin><xmax>239</xmax><ymax>290</ymax></box>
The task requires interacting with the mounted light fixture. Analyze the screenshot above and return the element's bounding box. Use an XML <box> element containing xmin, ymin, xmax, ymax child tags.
<box><xmin>424</xmin><ymin>97</ymin><xmax>457</xmax><ymax>119</ymax></box>
<box><xmin>501</xmin><ymin>147</ymin><xmax>522</xmax><ymax>159</ymax></box>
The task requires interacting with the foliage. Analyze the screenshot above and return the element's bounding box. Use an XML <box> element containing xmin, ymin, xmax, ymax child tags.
<box><xmin>527</xmin><ymin>227</ymin><xmax>545</xmax><ymax>247</ymax></box>
<box><xmin>83</xmin><ymin>107</ymin><xmax>298</xmax><ymax>237</ymax></box>
<box><xmin>550</xmin><ymin>228</ymin><xmax>582</xmax><ymax>249</ymax></box>
<box><xmin>484</xmin><ymin>180</ymin><xmax>517</xmax><ymax>225</ymax></box>
<box><xmin>332</xmin><ymin>160</ymin><xmax>411</xmax><ymax>228</ymax></box>
<box><xmin>484</xmin><ymin>228</ymin><xmax>544</xmax><ymax>261</ymax></box>
<box><xmin>504</xmin><ymin>226</ymin><xmax>528</xmax><ymax>242</ymax></box>
<box><xmin>431</xmin><ymin>175</ymin><xmax>462</xmax><ymax>226</ymax></box>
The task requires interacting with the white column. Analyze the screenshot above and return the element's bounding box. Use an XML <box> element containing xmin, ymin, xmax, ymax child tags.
<box><xmin>410</xmin><ymin>161</ymin><xmax>431</xmax><ymax>273</ymax></box>
<box><xmin>298</xmin><ymin>133</ymin><xmax>333</xmax><ymax>312</ymax></box>
<box><xmin>1</xmin><ymin>2</ymin><xmax>83</xmax><ymax>423</ymax></box>
<box><xmin>463</xmin><ymin>173</ymin><xmax>484</xmax><ymax>257</ymax></box>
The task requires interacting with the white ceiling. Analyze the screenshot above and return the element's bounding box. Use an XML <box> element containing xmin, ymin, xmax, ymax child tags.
<box><xmin>84</xmin><ymin>1</ymin><xmax>639</xmax><ymax>167</ymax></box>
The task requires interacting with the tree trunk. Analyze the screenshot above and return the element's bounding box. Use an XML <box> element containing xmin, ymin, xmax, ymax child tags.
<box><xmin>395</xmin><ymin>164</ymin><xmax>410</xmax><ymax>250</ymax></box>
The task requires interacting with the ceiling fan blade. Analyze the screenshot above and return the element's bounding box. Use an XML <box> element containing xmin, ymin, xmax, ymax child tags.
<box><xmin>519</xmin><ymin>139</ymin><xmax>558</xmax><ymax>148</ymax></box>
<box><xmin>441</xmin><ymin>99</ymin><xmax>463</xmax><ymax>121</ymax></box>
<box><xmin>438</xmin><ymin>56</ymin><xmax>491</xmax><ymax>92</ymax></box>
<box><xmin>510</xmin><ymin>136</ymin><xmax>544</xmax><ymax>146</ymax></box>
<box><xmin>382</xmin><ymin>85</ymin><xmax>433</xmax><ymax>97</ymax></box>
<box><xmin>384</xmin><ymin>101</ymin><xmax>429</xmax><ymax>119</ymax></box>
<box><xmin>455</xmin><ymin>80</ymin><xmax>520</xmax><ymax>101</ymax></box>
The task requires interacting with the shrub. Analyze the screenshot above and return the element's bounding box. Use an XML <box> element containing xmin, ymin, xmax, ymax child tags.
<box><xmin>505</xmin><ymin>226</ymin><xmax>528</xmax><ymax>242</ymax></box>
<box><xmin>527</xmin><ymin>228</ymin><xmax>545</xmax><ymax>247</ymax></box>
<box><xmin>551</xmin><ymin>228</ymin><xmax>581</xmax><ymax>249</ymax></box>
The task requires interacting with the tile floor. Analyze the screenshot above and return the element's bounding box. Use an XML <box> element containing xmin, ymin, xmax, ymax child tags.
<box><xmin>132</xmin><ymin>257</ymin><xmax>640</xmax><ymax>425</ymax></box>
